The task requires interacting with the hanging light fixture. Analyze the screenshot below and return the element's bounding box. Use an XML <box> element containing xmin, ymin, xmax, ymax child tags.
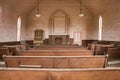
<box><xmin>79</xmin><ymin>0</ymin><xmax>84</xmax><ymax>17</ymax></box>
<box><xmin>36</xmin><ymin>0</ymin><xmax>40</xmax><ymax>17</ymax></box>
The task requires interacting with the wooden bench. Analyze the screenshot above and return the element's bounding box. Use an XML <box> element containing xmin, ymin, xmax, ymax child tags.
<box><xmin>19</xmin><ymin>50</ymin><xmax>94</xmax><ymax>56</ymax></box>
<box><xmin>0</xmin><ymin>68</ymin><xmax>120</xmax><ymax>80</ymax></box>
<box><xmin>30</xmin><ymin>44</ymin><xmax>84</xmax><ymax>48</ymax></box>
<box><xmin>3</xmin><ymin>44</ymin><xmax>27</xmax><ymax>50</ymax></box>
<box><xmin>95</xmin><ymin>44</ymin><xmax>114</xmax><ymax>55</ymax></box>
<box><xmin>107</xmin><ymin>47</ymin><xmax>120</xmax><ymax>60</ymax></box>
<box><xmin>3</xmin><ymin>45</ymin><xmax>19</xmax><ymax>55</ymax></box>
<box><xmin>3</xmin><ymin>55</ymin><xmax>107</xmax><ymax>68</ymax></box>
<box><xmin>28</xmin><ymin>47</ymin><xmax>88</xmax><ymax>50</ymax></box>
<box><xmin>0</xmin><ymin>48</ymin><xmax>9</xmax><ymax>59</ymax></box>
<box><xmin>88</xmin><ymin>43</ymin><xmax>115</xmax><ymax>55</ymax></box>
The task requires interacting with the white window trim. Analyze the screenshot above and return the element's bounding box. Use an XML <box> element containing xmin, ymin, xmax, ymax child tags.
<box><xmin>17</xmin><ymin>16</ymin><xmax>21</xmax><ymax>41</ymax></box>
<box><xmin>98</xmin><ymin>15</ymin><xmax>103</xmax><ymax>41</ymax></box>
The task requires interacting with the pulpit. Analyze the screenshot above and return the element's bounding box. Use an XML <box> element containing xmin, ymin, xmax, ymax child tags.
<box><xmin>49</xmin><ymin>35</ymin><xmax>69</xmax><ymax>44</ymax></box>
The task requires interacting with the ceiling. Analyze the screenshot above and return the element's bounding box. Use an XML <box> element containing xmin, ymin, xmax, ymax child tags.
<box><xmin>1</xmin><ymin>0</ymin><xmax>118</xmax><ymax>15</ymax></box>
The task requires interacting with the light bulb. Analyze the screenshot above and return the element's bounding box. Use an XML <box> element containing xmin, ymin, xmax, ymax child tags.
<box><xmin>36</xmin><ymin>13</ymin><xmax>41</xmax><ymax>17</ymax></box>
<box><xmin>79</xmin><ymin>13</ymin><xmax>84</xmax><ymax>17</ymax></box>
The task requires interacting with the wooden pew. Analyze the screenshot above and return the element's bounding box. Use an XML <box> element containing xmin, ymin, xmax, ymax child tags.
<box><xmin>30</xmin><ymin>44</ymin><xmax>84</xmax><ymax>48</ymax></box>
<box><xmin>19</xmin><ymin>50</ymin><xmax>94</xmax><ymax>56</ymax></box>
<box><xmin>88</xmin><ymin>43</ymin><xmax>97</xmax><ymax>51</ymax></box>
<box><xmin>19</xmin><ymin>50</ymin><xmax>55</xmax><ymax>56</ymax></box>
<box><xmin>13</xmin><ymin>45</ymin><xmax>27</xmax><ymax>50</ymax></box>
<box><xmin>88</xmin><ymin>43</ymin><xmax>115</xmax><ymax>55</ymax></box>
<box><xmin>95</xmin><ymin>44</ymin><xmax>114</xmax><ymax>55</ymax></box>
<box><xmin>3</xmin><ymin>45</ymin><xmax>19</xmax><ymax>55</ymax></box>
<box><xmin>107</xmin><ymin>47</ymin><xmax>120</xmax><ymax>60</ymax></box>
<box><xmin>55</xmin><ymin>50</ymin><xmax>93</xmax><ymax>56</ymax></box>
<box><xmin>3</xmin><ymin>55</ymin><xmax>107</xmax><ymax>68</ymax></box>
<box><xmin>29</xmin><ymin>47</ymin><xmax>88</xmax><ymax>50</ymax></box>
<box><xmin>0</xmin><ymin>68</ymin><xmax>120</xmax><ymax>80</ymax></box>
<box><xmin>0</xmin><ymin>48</ymin><xmax>9</xmax><ymax>59</ymax></box>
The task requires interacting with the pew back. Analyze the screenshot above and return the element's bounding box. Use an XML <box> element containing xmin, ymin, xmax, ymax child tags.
<box><xmin>0</xmin><ymin>48</ymin><xmax>9</xmax><ymax>59</ymax></box>
<box><xmin>95</xmin><ymin>44</ymin><xmax>114</xmax><ymax>55</ymax></box>
<box><xmin>4</xmin><ymin>56</ymin><xmax>107</xmax><ymax>68</ymax></box>
<box><xmin>0</xmin><ymin>68</ymin><xmax>120</xmax><ymax>80</ymax></box>
<box><xmin>20</xmin><ymin>50</ymin><xmax>93</xmax><ymax>56</ymax></box>
<box><xmin>29</xmin><ymin>47</ymin><xmax>88</xmax><ymax>50</ymax></box>
<box><xmin>107</xmin><ymin>47</ymin><xmax>120</xmax><ymax>60</ymax></box>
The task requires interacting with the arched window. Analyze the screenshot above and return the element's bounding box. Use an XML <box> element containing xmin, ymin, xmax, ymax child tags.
<box><xmin>98</xmin><ymin>15</ymin><xmax>103</xmax><ymax>41</ymax></box>
<box><xmin>17</xmin><ymin>16</ymin><xmax>21</xmax><ymax>41</ymax></box>
<box><xmin>0</xmin><ymin>6</ymin><xmax>2</xmax><ymax>23</ymax></box>
<box><xmin>49</xmin><ymin>10</ymin><xmax>70</xmax><ymax>35</ymax></box>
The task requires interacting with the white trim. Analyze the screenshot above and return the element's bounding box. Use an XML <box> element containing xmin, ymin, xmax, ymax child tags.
<box><xmin>98</xmin><ymin>15</ymin><xmax>103</xmax><ymax>41</ymax></box>
<box><xmin>17</xmin><ymin>16</ymin><xmax>21</xmax><ymax>41</ymax></box>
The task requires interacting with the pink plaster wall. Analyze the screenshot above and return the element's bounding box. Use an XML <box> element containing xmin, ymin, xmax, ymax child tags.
<box><xmin>0</xmin><ymin>0</ymin><xmax>120</xmax><ymax>42</ymax></box>
<box><xmin>102</xmin><ymin>1</ymin><xmax>120</xmax><ymax>41</ymax></box>
<box><xmin>90</xmin><ymin>1</ymin><xmax>120</xmax><ymax>41</ymax></box>
<box><xmin>0</xmin><ymin>2</ymin><xmax>27</xmax><ymax>42</ymax></box>
<box><xmin>26</xmin><ymin>1</ymin><xmax>94</xmax><ymax>40</ymax></box>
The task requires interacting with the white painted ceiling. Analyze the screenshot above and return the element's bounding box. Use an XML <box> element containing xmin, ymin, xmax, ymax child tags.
<box><xmin>1</xmin><ymin>0</ymin><xmax>119</xmax><ymax>15</ymax></box>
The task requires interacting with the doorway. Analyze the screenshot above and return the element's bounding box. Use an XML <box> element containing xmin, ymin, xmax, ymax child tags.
<box><xmin>74</xmin><ymin>32</ymin><xmax>82</xmax><ymax>45</ymax></box>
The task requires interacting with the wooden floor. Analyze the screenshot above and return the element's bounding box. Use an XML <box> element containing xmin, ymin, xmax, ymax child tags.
<box><xmin>0</xmin><ymin>61</ymin><xmax>5</xmax><ymax>67</ymax></box>
<box><xmin>107</xmin><ymin>59</ymin><xmax>120</xmax><ymax>68</ymax></box>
